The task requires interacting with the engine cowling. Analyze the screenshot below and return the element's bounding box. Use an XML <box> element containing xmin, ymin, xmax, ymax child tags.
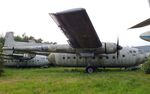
<box><xmin>100</xmin><ymin>42</ymin><xmax>122</xmax><ymax>54</ymax></box>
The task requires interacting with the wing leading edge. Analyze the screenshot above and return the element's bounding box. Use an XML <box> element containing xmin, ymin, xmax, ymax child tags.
<box><xmin>129</xmin><ymin>18</ymin><xmax>150</xmax><ymax>29</ymax></box>
<box><xmin>50</xmin><ymin>8</ymin><xmax>102</xmax><ymax>48</ymax></box>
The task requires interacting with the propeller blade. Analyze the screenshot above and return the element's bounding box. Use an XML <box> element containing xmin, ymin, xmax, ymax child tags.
<box><xmin>117</xmin><ymin>37</ymin><xmax>119</xmax><ymax>58</ymax></box>
<box><xmin>116</xmin><ymin>36</ymin><xmax>122</xmax><ymax>58</ymax></box>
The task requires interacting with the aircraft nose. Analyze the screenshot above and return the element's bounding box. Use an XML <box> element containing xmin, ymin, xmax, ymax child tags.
<box><xmin>140</xmin><ymin>31</ymin><xmax>150</xmax><ymax>42</ymax></box>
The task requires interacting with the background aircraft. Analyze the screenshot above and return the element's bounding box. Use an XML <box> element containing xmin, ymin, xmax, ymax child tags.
<box><xmin>129</xmin><ymin>0</ymin><xmax>150</xmax><ymax>42</ymax></box>
<box><xmin>3</xmin><ymin>32</ymin><xmax>50</xmax><ymax>67</ymax></box>
<box><xmin>3</xmin><ymin>8</ymin><xmax>149</xmax><ymax>73</ymax></box>
<box><xmin>4</xmin><ymin>55</ymin><xmax>49</xmax><ymax>68</ymax></box>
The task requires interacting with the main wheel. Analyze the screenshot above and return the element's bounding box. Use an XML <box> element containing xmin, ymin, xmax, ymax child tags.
<box><xmin>86</xmin><ymin>66</ymin><xmax>95</xmax><ymax>73</ymax></box>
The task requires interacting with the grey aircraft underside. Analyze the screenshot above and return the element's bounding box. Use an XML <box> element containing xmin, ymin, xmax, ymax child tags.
<box><xmin>3</xmin><ymin>8</ymin><xmax>149</xmax><ymax>73</ymax></box>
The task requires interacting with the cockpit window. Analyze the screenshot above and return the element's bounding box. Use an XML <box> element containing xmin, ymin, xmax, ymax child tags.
<box><xmin>129</xmin><ymin>50</ymin><xmax>132</xmax><ymax>53</ymax></box>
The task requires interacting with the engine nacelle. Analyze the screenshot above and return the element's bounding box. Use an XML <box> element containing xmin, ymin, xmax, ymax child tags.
<box><xmin>100</xmin><ymin>42</ymin><xmax>122</xmax><ymax>54</ymax></box>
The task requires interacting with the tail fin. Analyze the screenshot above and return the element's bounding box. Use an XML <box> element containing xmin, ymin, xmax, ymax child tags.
<box><xmin>4</xmin><ymin>32</ymin><xmax>15</xmax><ymax>47</ymax></box>
<box><xmin>3</xmin><ymin>32</ymin><xmax>15</xmax><ymax>55</ymax></box>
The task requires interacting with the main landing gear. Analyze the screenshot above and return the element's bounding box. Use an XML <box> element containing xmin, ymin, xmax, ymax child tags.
<box><xmin>85</xmin><ymin>66</ymin><xmax>96</xmax><ymax>73</ymax></box>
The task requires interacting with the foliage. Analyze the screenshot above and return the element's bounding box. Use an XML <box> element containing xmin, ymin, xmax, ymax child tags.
<box><xmin>0</xmin><ymin>68</ymin><xmax>150</xmax><ymax>94</ymax></box>
<box><xmin>0</xmin><ymin>37</ymin><xmax>4</xmax><ymax>45</ymax></box>
<box><xmin>142</xmin><ymin>58</ymin><xmax>150</xmax><ymax>74</ymax></box>
<box><xmin>0</xmin><ymin>43</ymin><xmax>4</xmax><ymax>76</ymax></box>
<box><xmin>15</xmin><ymin>33</ymin><xmax>43</xmax><ymax>43</ymax></box>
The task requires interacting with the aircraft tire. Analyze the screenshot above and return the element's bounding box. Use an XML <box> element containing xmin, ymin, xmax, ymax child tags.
<box><xmin>86</xmin><ymin>66</ymin><xmax>95</xmax><ymax>73</ymax></box>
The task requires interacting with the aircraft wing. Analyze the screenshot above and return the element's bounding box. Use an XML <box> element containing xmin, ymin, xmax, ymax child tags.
<box><xmin>129</xmin><ymin>18</ymin><xmax>150</xmax><ymax>29</ymax></box>
<box><xmin>129</xmin><ymin>0</ymin><xmax>150</xmax><ymax>29</ymax></box>
<box><xmin>50</xmin><ymin>8</ymin><xmax>102</xmax><ymax>48</ymax></box>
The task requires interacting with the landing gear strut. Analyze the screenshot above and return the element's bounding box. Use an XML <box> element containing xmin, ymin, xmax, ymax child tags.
<box><xmin>86</xmin><ymin>66</ymin><xmax>96</xmax><ymax>73</ymax></box>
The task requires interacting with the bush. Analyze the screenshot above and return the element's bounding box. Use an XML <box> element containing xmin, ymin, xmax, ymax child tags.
<box><xmin>142</xmin><ymin>58</ymin><xmax>150</xmax><ymax>74</ymax></box>
<box><xmin>0</xmin><ymin>56</ymin><xmax>4</xmax><ymax>76</ymax></box>
<box><xmin>0</xmin><ymin>43</ymin><xmax>4</xmax><ymax>76</ymax></box>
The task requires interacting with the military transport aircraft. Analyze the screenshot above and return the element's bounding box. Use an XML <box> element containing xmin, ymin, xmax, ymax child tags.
<box><xmin>3</xmin><ymin>8</ymin><xmax>149</xmax><ymax>73</ymax></box>
<box><xmin>3</xmin><ymin>32</ymin><xmax>50</xmax><ymax>67</ymax></box>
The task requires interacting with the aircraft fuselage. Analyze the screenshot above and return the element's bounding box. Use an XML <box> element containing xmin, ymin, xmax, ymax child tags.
<box><xmin>48</xmin><ymin>47</ymin><xmax>147</xmax><ymax>68</ymax></box>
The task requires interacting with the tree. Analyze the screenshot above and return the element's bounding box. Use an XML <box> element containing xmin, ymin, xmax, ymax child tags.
<box><xmin>15</xmin><ymin>35</ymin><xmax>23</xmax><ymax>42</ymax></box>
<box><xmin>35</xmin><ymin>38</ymin><xmax>43</xmax><ymax>43</ymax></box>
<box><xmin>0</xmin><ymin>35</ymin><xmax>4</xmax><ymax>45</ymax></box>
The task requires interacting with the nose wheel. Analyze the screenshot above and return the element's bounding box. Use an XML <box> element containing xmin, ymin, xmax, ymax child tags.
<box><xmin>86</xmin><ymin>66</ymin><xmax>96</xmax><ymax>73</ymax></box>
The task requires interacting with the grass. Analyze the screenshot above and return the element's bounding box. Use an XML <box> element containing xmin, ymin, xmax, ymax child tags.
<box><xmin>0</xmin><ymin>67</ymin><xmax>150</xmax><ymax>94</ymax></box>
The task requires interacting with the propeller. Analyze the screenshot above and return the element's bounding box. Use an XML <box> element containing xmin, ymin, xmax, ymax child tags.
<box><xmin>116</xmin><ymin>36</ymin><xmax>122</xmax><ymax>58</ymax></box>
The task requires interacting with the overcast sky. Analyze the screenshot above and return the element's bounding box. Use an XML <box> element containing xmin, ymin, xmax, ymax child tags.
<box><xmin>0</xmin><ymin>0</ymin><xmax>150</xmax><ymax>47</ymax></box>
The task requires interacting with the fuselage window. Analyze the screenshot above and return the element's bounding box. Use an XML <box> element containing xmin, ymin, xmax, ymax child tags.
<box><xmin>79</xmin><ymin>57</ymin><xmax>82</xmax><ymax>59</ymax></box>
<box><xmin>122</xmin><ymin>55</ymin><xmax>125</xmax><ymax>57</ymax></box>
<box><xmin>63</xmin><ymin>57</ymin><xmax>65</xmax><ymax>59</ymax></box>
<box><xmin>73</xmin><ymin>57</ymin><xmax>76</xmax><ymax>59</ymax></box>
<box><xmin>112</xmin><ymin>56</ymin><xmax>115</xmax><ymax>59</ymax></box>
<box><xmin>99</xmin><ymin>57</ymin><xmax>102</xmax><ymax>59</ymax></box>
<box><xmin>106</xmin><ymin>56</ymin><xmax>109</xmax><ymax>59</ymax></box>
<box><xmin>93</xmin><ymin>57</ymin><xmax>95</xmax><ymax>59</ymax></box>
<box><xmin>133</xmin><ymin>51</ymin><xmax>136</xmax><ymax>53</ymax></box>
<box><xmin>67</xmin><ymin>57</ymin><xmax>70</xmax><ymax>59</ymax></box>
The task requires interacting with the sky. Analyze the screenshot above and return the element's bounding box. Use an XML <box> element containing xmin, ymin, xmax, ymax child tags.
<box><xmin>0</xmin><ymin>0</ymin><xmax>150</xmax><ymax>47</ymax></box>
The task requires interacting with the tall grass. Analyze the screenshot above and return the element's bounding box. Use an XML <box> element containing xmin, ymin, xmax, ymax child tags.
<box><xmin>0</xmin><ymin>68</ymin><xmax>150</xmax><ymax>94</ymax></box>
